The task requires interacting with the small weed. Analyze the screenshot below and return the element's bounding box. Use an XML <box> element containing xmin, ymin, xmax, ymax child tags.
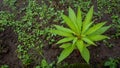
<box><xmin>0</xmin><ymin>65</ymin><xmax>9</xmax><ymax>68</ymax></box>
<box><xmin>97</xmin><ymin>0</ymin><xmax>120</xmax><ymax>39</ymax></box>
<box><xmin>35</xmin><ymin>59</ymin><xmax>55</xmax><ymax>68</ymax></box>
<box><xmin>104</xmin><ymin>58</ymin><xmax>119</xmax><ymax>68</ymax></box>
<box><xmin>1</xmin><ymin>0</ymin><xmax>63</xmax><ymax>66</ymax></box>
<box><xmin>3</xmin><ymin>0</ymin><xmax>17</xmax><ymax>9</ymax></box>
<box><xmin>0</xmin><ymin>11</ymin><xmax>15</xmax><ymax>31</ymax></box>
<box><xmin>111</xmin><ymin>15</ymin><xmax>120</xmax><ymax>38</ymax></box>
<box><xmin>103</xmin><ymin>40</ymin><xmax>114</xmax><ymax>48</ymax></box>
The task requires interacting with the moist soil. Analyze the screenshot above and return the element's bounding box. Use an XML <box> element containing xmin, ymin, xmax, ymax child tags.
<box><xmin>0</xmin><ymin>27</ymin><xmax>23</xmax><ymax>68</ymax></box>
<box><xmin>0</xmin><ymin>28</ymin><xmax>120</xmax><ymax>68</ymax></box>
<box><xmin>0</xmin><ymin>0</ymin><xmax>120</xmax><ymax>68</ymax></box>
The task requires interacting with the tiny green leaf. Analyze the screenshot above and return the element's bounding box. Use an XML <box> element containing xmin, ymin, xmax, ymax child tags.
<box><xmin>41</xmin><ymin>59</ymin><xmax>48</xmax><ymax>67</ymax></box>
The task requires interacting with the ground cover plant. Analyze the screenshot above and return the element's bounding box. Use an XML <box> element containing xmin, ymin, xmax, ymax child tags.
<box><xmin>0</xmin><ymin>0</ymin><xmax>120</xmax><ymax>68</ymax></box>
<box><xmin>104</xmin><ymin>58</ymin><xmax>119</xmax><ymax>68</ymax></box>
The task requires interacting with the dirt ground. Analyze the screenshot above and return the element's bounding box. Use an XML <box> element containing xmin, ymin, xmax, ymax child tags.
<box><xmin>0</xmin><ymin>0</ymin><xmax>120</xmax><ymax>68</ymax></box>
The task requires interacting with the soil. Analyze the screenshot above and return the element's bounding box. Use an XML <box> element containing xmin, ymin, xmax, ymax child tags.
<box><xmin>0</xmin><ymin>27</ymin><xmax>23</xmax><ymax>68</ymax></box>
<box><xmin>0</xmin><ymin>0</ymin><xmax>120</xmax><ymax>68</ymax></box>
<box><xmin>43</xmin><ymin>39</ymin><xmax>120</xmax><ymax>68</ymax></box>
<box><xmin>1</xmin><ymin>28</ymin><xmax>120</xmax><ymax>68</ymax></box>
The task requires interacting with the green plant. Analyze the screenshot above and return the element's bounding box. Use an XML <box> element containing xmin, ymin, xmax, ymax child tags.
<box><xmin>104</xmin><ymin>58</ymin><xmax>119</xmax><ymax>68</ymax></box>
<box><xmin>35</xmin><ymin>59</ymin><xmax>55</xmax><ymax>68</ymax></box>
<box><xmin>111</xmin><ymin>15</ymin><xmax>120</xmax><ymax>38</ymax></box>
<box><xmin>50</xmin><ymin>6</ymin><xmax>111</xmax><ymax>64</ymax></box>
<box><xmin>3</xmin><ymin>0</ymin><xmax>17</xmax><ymax>9</ymax></box>
<box><xmin>0</xmin><ymin>65</ymin><xmax>9</xmax><ymax>68</ymax></box>
<box><xmin>62</xmin><ymin>63</ymin><xmax>92</xmax><ymax>68</ymax></box>
<box><xmin>0</xmin><ymin>11</ymin><xmax>15</xmax><ymax>31</ymax></box>
<box><xmin>1</xmin><ymin>0</ymin><xmax>63</xmax><ymax>66</ymax></box>
<box><xmin>103</xmin><ymin>40</ymin><xmax>114</xmax><ymax>48</ymax></box>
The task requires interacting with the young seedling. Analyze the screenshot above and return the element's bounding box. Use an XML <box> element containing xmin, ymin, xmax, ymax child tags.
<box><xmin>50</xmin><ymin>6</ymin><xmax>111</xmax><ymax>64</ymax></box>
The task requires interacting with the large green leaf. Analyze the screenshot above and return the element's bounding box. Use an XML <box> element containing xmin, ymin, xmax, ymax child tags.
<box><xmin>91</xmin><ymin>25</ymin><xmax>111</xmax><ymax>35</ymax></box>
<box><xmin>50</xmin><ymin>30</ymin><xmax>73</xmax><ymax>37</ymax></box>
<box><xmin>82</xmin><ymin>21</ymin><xmax>93</xmax><ymax>34</ymax></box>
<box><xmin>59</xmin><ymin>43</ymin><xmax>71</xmax><ymax>48</ymax></box>
<box><xmin>85</xmin><ymin>22</ymin><xmax>106</xmax><ymax>35</ymax></box>
<box><xmin>81</xmin><ymin>47</ymin><xmax>90</xmax><ymax>64</ymax></box>
<box><xmin>76</xmin><ymin>40</ymin><xmax>84</xmax><ymax>52</ymax></box>
<box><xmin>82</xmin><ymin>37</ymin><xmax>96</xmax><ymax>46</ymax></box>
<box><xmin>57</xmin><ymin>45</ymin><xmax>75</xmax><ymax>63</ymax></box>
<box><xmin>57</xmin><ymin>37</ymin><xmax>74</xmax><ymax>44</ymax></box>
<box><xmin>54</xmin><ymin>25</ymin><xmax>75</xmax><ymax>34</ymax></box>
<box><xmin>77</xmin><ymin>7</ymin><xmax>82</xmax><ymax>33</ymax></box>
<box><xmin>88</xmin><ymin>35</ymin><xmax>110</xmax><ymax>41</ymax></box>
<box><xmin>69</xmin><ymin>7</ymin><xmax>79</xmax><ymax>33</ymax></box>
<box><xmin>62</xmin><ymin>14</ymin><xmax>76</xmax><ymax>32</ymax></box>
<box><xmin>69</xmin><ymin>7</ymin><xmax>76</xmax><ymax>24</ymax></box>
<box><xmin>82</xmin><ymin>6</ymin><xmax>94</xmax><ymax>33</ymax></box>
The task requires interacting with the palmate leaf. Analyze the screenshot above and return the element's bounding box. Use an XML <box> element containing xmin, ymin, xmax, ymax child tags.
<box><xmin>50</xmin><ymin>30</ymin><xmax>73</xmax><ymax>37</ymax></box>
<box><xmin>81</xmin><ymin>47</ymin><xmax>90</xmax><ymax>64</ymax></box>
<box><xmin>77</xmin><ymin>7</ymin><xmax>82</xmax><ymax>33</ymax></box>
<box><xmin>84</xmin><ymin>22</ymin><xmax>106</xmax><ymax>35</ymax></box>
<box><xmin>88</xmin><ymin>35</ymin><xmax>110</xmax><ymax>41</ymax></box>
<box><xmin>69</xmin><ymin>7</ymin><xmax>79</xmax><ymax>33</ymax></box>
<box><xmin>54</xmin><ymin>25</ymin><xmax>75</xmax><ymax>34</ymax></box>
<box><xmin>57</xmin><ymin>37</ymin><xmax>74</xmax><ymax>44</ymax></box>
<box><xmin>62</xmin><ymin>15</ymin><xmax>76</xmax><ymax>32</ymax></box>
<box><xmin>82</xmin><ymin>6</ymin><xmax>94</xmax><ymax>33</ymax></box>
<box><xmin>57</xmin><ymin>44</ymin><xmax>75</xmax><ymax>63</ymax></box>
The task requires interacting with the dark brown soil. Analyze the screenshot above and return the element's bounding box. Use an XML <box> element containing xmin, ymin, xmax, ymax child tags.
<box><xmin>0</xmin><ymin>27</ymin><xmax>23</xmax><ymax>68</ymax></box>
<box><xmin>0</xmin><ymin>28</ymin><xmax>120</xmax><ymax>68</ymax></box>
<box><xmin>0</xmin><ymin>0</ymin><xmax>120</xmax><ymax>68</ymax></box>
<box><xmin>43</xmin><ymin>38</ymin><xmax>120</xmax><ymax>68</ymax></box>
